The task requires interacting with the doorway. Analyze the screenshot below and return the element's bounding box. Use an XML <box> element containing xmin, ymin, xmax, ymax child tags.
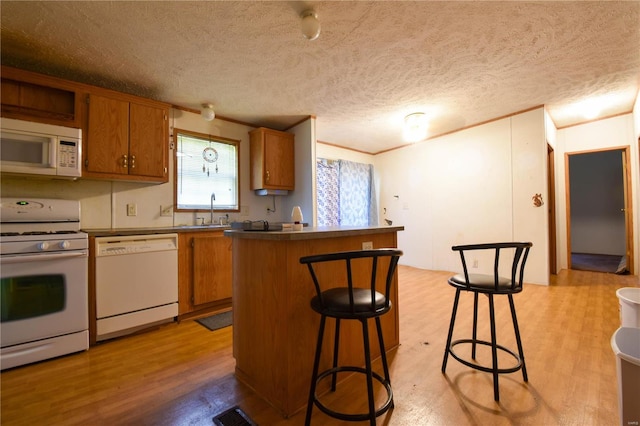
<box><xmin>565</xmin><ymin>147</ymin><xmax>634</xmax><ymax>274</ymax></box>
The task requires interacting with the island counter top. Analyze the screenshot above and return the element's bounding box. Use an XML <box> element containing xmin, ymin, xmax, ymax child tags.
<box><xmin>223</xmin><ymin>224</ymin><xmax>404</xmax><ymax>240</ymax></box>
<box><xmin>228</xmin><ymin>225</ymin><xmax>403</xmax><ymax>417</ymax></box>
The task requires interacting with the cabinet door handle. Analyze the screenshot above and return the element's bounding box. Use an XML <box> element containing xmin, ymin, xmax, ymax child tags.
<box><xmin>122</xmin><ymin>154</ymin><xmax>128</xmax><ymax>168</ymax></box>
<box><xmin>131</xmin><ymin>155</ymin><xmax>136</xmax><ymax>169</ymax></box>
<box><xmin>266</xmin><ymin>170</ymin><xmax>270</xmax><ymax>182</ymax></box>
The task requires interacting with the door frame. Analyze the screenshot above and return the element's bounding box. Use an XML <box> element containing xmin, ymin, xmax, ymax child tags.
<box><xmin>564</xmin><ymin>146</ymin><xmax>634</xmax><ymax>274</ymax></box>
<box><xmin>548</xmin><ymin>144</ymin><xmax>557</xmax><ymax>274</ymax></box>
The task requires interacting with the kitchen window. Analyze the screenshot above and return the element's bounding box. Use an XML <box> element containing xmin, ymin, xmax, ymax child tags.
<box><xmin>174</xmin><ymin>129</ymin><xmax>239</xmax><ymax>212</ymax></box>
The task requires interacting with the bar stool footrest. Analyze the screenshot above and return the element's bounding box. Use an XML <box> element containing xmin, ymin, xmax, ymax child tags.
<box><xmin>448</xmin><ymin>339</ymin><xmax>523</xmax><ymax>375</ymax></box>
<box><xmin>313</xmin><ymin>366</ymin><xmax>393</xmax><ymax>422</ymax></box>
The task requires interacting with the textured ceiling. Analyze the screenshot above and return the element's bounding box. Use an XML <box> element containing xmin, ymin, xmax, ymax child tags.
<box><xmin>1</xmin><ymin>1</ymin><xmax>639</xmax><ymax>154</ymax></box>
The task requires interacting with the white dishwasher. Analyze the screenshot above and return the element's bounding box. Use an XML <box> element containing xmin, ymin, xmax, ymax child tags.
<box><xmin>95</xmin><ymin>233</ymin><xmax>178</xmax><ymax>341</ymax></box>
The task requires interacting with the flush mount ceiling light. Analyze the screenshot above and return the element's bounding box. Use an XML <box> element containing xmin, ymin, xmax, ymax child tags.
<box><xmin>403</xmin><ymin>112</ymin><xmax>429</xmax><ymax>142</ymax></box>
<box><xmin>301</xmin><ymin>10</ymin><xmax>321</xmax><ymax>41</ymax></box>
<box><xmin>201</xmin><ymin>103</ymin><xmax>215</xmax><ymax>121</ymax></box>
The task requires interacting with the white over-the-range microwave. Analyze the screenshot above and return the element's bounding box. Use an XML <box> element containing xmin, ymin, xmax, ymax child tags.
<box><xmin>0</xmin><ymin>117</ymin><xmax>82</xmax><ymax>179</ymax></box>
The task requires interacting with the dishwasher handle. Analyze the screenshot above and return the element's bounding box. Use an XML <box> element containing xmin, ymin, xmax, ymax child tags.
<box><xmin>95</xmin><ymin>233</ymin><xmax>179</xmax><ymax>256</ymax></box>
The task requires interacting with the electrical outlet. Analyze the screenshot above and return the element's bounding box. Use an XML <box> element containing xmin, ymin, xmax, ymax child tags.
<box><xmin>472</xmin><ymin>259</ymin><xmax>478</xmax><ymax>268</ymax></box>
<box><xmin>362</xmin><ymin>241</ymin><xmax>373</xmax><ymax>250</ymax></box>
<box><xmin>160</xmin><ymin>205</ymin><xmax>173</xmax><ymax>217</ymax></box>
<box><xmin>127</xmin><ymin>203</ymin><xmax>137</xmax><ymax>216</ymax></box>
<box><xmin>241</xmin><ymin>205</ymin><xmax>249</xmax><ymax>217</ymax></box>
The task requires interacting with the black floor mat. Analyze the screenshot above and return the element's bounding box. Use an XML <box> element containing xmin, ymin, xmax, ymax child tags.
<box><xmin>212</xmin><ymin>406</ymin><xmax>257</xmax><ymax>426</ymax></box>
<box><xmin>196</xmin><ymin>311</ymin><xmax>232</xmax><ymax>331</ymax></box>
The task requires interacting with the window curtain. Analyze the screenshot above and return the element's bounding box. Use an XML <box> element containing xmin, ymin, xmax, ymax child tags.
<box><xmin>316</xmin><ymin>159</ymin><xmax>340</xmax><ymax>226</ymax></box>
<box><xmin>316</xmin><ymin>158</ymin><xmax>378</xmax><ymax>227</ymax></box>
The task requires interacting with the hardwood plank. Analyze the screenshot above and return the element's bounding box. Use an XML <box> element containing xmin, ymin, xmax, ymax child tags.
<box><xmin>1</xmin><ymin>267</ymin><xmax>637</xmax><ymax>425</ymax></box>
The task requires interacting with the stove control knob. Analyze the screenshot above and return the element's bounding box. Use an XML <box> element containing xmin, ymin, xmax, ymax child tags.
<box><xmin>37</xmin><ymin>242</ymin><xmax>49</xmax><ymax>251</ymax></box>
<box><xmin>59</xmin><ymin>240</ymin><xmax>71</xmax><ymax>249</ymax></box>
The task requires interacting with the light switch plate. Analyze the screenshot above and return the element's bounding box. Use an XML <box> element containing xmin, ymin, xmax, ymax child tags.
<box><xmin>160</xmin><ymin>205</ymin><xmax>173</xmax><ymax>217</ymax></box>
<box><xmin>127</xmin><ymin>203</ymin><xmax>137</xmax><ymax>216</ymax></box>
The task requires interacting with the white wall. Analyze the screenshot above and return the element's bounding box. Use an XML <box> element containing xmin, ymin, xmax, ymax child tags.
<box><xmin>282</xmin><ymin>118</ymin><xmax>316</xmax><ymax>225</ymax></box>
<box><xmin>316</xmin><ymin>143</ymin><xmax>375</xmax><ymax>164</ymax></box>
<box><xmin>556</xmin><ymin>113</ymin><xmax>638</xmax><ymax>272</ymax></box>
<box><xmin>375</xmin><ymin>108</ymin><xmax>549</xmax><ymax>285</ymax></box>
<box><xmin>545</xmin><ymin>109</ymin><xmax>557</xmax><ymax>150</ymax></box>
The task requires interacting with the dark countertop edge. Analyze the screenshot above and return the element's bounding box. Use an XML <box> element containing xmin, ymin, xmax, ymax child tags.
<box><xmin>83</xmin><ymin>226</ymin><xmax>230</xmax><ymax>237</ymax></box>
<box><xmin>223</xmin><ymin>225</ymin><xmax>404</xmax><ymax>240</ymax></box>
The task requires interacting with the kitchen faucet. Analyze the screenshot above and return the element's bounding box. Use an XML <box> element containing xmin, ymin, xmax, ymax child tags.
<box><xmin>210</xmin><ymin>192</ymin><xmax>216</xmax><ymax>224</ymax></box>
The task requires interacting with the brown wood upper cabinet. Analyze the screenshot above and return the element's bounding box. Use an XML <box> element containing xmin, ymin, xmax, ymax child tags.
<box><xmin>249</xmin><ymin>127</ymin><xmax>295</xmax><ymax>191</ymax></box>
<box><xmin>0</xmin><ymin>66</ymin><xmax>82</xmax><ymax>128</ymax></box>
<box><xmin>84</xmin><ymin>92</ymin><xmax>169</xmax><ymax>183</ymax></box>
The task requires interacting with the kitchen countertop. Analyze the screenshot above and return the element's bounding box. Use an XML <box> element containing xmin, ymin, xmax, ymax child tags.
<box><xmin>84</xmin><ymin>225</ymin><xmax>405</xmax><ymax>239</ymax></box>
<box><xmin>223</xmin><ymin>225</ymin><xmax>404</xmax><ymax>240</ymax></box>
<box><xmin>83</xmin><ymin>225</ymin><xmax>230</xmax><ymax>237</ymax></box>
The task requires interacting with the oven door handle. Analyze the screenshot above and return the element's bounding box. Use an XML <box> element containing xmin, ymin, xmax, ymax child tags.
<box><xmin>0</xmin><ymin>250</ymin><xmax>88</xmax><ymax>264</ymax></box>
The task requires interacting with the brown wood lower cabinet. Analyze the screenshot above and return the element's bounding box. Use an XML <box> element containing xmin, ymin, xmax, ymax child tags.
<box><xmin>178</xmin><ymin>231</ymin><xmax>232</xmax><ymax>320</ymax></box>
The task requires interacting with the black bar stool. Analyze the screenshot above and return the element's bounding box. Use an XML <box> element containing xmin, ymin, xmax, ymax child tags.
<box><xmin>300</xmin><ymin>248</ymin><xmax>403</xmax><ymax>426</ymax></box>
<box><xmin>441</xmin><ymin>242</ymin><xmax>532</xmax><ymax>401</ymax></box>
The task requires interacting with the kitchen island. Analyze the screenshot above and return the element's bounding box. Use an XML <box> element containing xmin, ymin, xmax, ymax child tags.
<box><xmin>224</xmin><ymin>225</ymin><xmax>404</xmax><ymax>417</ymax></box>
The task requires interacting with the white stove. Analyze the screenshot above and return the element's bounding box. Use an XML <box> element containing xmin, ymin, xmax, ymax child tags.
<box><xmin>0</xmin><ymin>198</ymin><xmax>89</xmax><ymax>370</ymax></box>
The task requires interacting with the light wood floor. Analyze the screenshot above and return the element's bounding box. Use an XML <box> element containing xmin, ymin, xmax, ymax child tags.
<box><xmin>1</xmin><ymin>267</ymin><xmax>638</xmax><ymax>425</ymax></box>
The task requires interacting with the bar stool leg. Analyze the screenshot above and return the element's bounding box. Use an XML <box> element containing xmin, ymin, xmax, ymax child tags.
<box><xmin>442</xmin><ymin>289</ymin><xmax>461</xmax><ymax>373</ymax></box>
<box><xmin>508</xmin><ymin>294</ymin><xmax>528</xmax><ymax>382</ymax></box>
<box><xmin>375</xmin><ymin>316</ymin><xmax>391</xmax><ymax>385</ymax></box>
<box><xmin>361</xmin><ymin>318</ymin><xmax>376</xmax><ymax>426</ymax></box>
<box><xmin>488</xmin><ymin>294</ymin><xmax>500</xmax><ymax>401</ymax></box>
<box><xmin>331</xmin><ymin>318</ymin><xmax>341</xmax><ymax>391</ymax></box>
<box><xmin>306</xmin><ymin>315</ymin><xmax>327</xmax><ymax>426</ymax></box>
<box><xmin>472</xmin><ymin>292</ymin><xmax>479</xmax><ymax>359</ymax></box>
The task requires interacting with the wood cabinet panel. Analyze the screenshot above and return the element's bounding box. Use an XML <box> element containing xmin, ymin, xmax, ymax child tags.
<box><xmin>129</xmin><ymin>102</ymin><xmax>168</xmax><ymax>178</ymax></box>
<box><xmin>86</xmin><ymin>94</ymin><xmax>130</xmax><ymax>174</ymax></box>
<box><xmin>193</xmin><ymin>234</ymin><xmax>232</xmax><ymax>305</ymax></box>
<box><xmin>178</xmin><ymin>231</ymin><xmax>232</xmax><ymax>319</ymax></box>
<box><xmin>264</xmin><ymin>131</ymin><xmax>295</xmax><ymax>188</ymax></box>
<box><xmin>249</xmin><ymin>127</ymin><xmax>294</xmax><ymax>190</ymax></box>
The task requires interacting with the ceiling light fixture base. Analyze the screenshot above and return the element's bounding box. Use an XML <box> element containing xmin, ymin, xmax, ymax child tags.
<box><xmin>201</xmin><ymin>103</ymin><xmax>215</xmax><ymax>121</ymax></box>
<box><xmin>403</xmin><ymin>112</ymin><xmax>428</xmax><ymax>143</ymax></box>
<box><xmin>301</xmin><ymin>10</ymin><xmax>321</xmax><ymax>41</ymax></box>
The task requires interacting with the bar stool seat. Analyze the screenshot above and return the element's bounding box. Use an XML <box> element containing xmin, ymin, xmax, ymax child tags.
<box><xmin>441</xmin><ymin>242</ymin><xmax>532</xmax><ymax>401</ymax></box>
<box><xmin>300</xmin><ymin>248</ymin><xmax>402</xmax><ymax>426</ymax></box>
